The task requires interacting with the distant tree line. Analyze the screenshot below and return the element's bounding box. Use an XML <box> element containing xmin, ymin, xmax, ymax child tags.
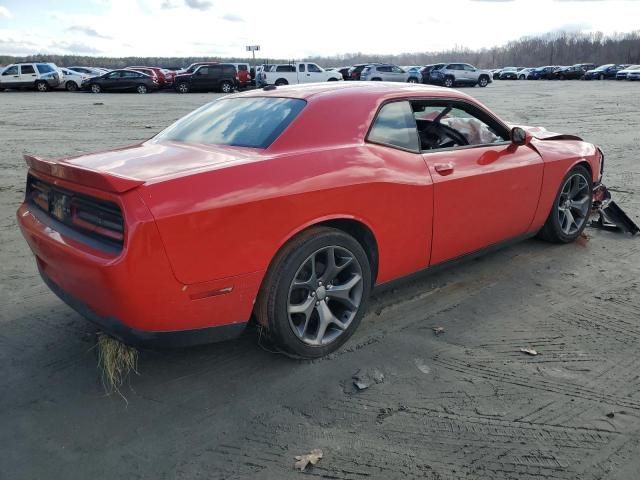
<box><xmin>1</xmin><ymin>31</ymin><xmax>639</xmax><ymax>69</ymax></box>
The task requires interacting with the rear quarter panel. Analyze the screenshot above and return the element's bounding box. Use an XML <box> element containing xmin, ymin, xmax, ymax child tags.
<box><xmin>139</xmin><ymin>145</ymin><xmax>434</xmax><ymax>286</ymax></box>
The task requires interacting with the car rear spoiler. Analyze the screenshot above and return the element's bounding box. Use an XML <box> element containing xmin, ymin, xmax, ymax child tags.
<box><xmin>24</xmin><ymin>154</ymin><xmax>144</xmax><ymax>193</ymax></box>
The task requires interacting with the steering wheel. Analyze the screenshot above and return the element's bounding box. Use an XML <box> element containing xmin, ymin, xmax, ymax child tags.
<box><xmin>420</xmin><ymin>122</ymin><xmax>469</xmax><ymax>149</ymax></box>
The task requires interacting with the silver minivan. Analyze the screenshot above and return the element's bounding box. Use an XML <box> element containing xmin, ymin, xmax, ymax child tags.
<box><xmin>359</xmin><ymin>64</ymin><xmax>415</xmax><ymax>82</ymax></box>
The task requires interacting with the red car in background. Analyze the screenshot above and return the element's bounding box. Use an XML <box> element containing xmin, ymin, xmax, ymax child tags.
<box><xmin>128</xmin><ymin>66</ymin><xmax>174</xmax><ymax>87</ymax></box>
<box><xmin>17</xmin><ymin>83</ymin><xmax>603</xmax><ymax>357</ymax></box>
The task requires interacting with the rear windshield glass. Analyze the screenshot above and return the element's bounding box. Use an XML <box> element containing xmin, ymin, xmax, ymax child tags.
<box><xmin>153</xmin><ymin>97</ymin><xmax>306</xmax><ymax>149</ymax></box>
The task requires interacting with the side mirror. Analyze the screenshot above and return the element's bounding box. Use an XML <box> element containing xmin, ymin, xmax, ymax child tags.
<box><xmin>511</xmin><ymin>127</ymin><xmax>528</xmax><ymax>146</ymax></box>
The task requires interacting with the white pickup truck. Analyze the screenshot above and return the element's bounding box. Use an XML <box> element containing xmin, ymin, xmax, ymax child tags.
<box><xmin>261</xmin><ymin>63</ymin><xmax>342</xmax><ymax>86</ymax></box>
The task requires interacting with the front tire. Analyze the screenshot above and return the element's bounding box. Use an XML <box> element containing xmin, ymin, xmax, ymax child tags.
<box><xmin>538</xmin><ymin>165</ymin><xmax>593</xmax><ymax>243</ymax></box>
<box><xmin>255</xmin><ymin>227</ymin><xmax>372</xmax><ymax>358</ymax></box>
<box><xmin>407</xmin><ymin>77</ymin><xmax>418</xmax><ymax>83</ymax></box>
<box><xmin>90</xmin><ymin>83</ymin><xmax>102</xmax><ymax>94</ymax></box>
<box><xmin>220</xmin><ymin>81</ymin><xmax>233</xmax><ymax>93</ymax></box>
<box><xmin>65</xmin><ymin>81</ymin><xmax>78</xmax><ymax>91</ymax></box>
<box><xmin>176</xmin><ymin>82</ymin><xmax>189</xmax><ymax>93</ymax></box>
<box><xmin>599</xmin><ymin>74</ymin><xmax>605</xmax><ymax>80</ymax></box>
<box><xmin>275</xmin><ymin>78</ymin><xmax>288</xmax><ymax>86</ymax></box>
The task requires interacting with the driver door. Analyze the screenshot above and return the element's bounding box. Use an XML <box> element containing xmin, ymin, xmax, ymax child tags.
<box><xmin>414</xmin><ymin>101</ymin><xmax>544</xmax><ymax>265</ymax></box>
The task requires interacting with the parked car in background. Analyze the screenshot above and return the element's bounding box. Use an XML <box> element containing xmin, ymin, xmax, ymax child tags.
<box><xmin>0</xmin><ymin>63</ymin><xmax>61</xmax><ymax>91</ymax></box>
<box><xmin>421</xmin><ymin>64</ymin><xmax>445</xmax><ymax>84</ymax></box>
<box><xmin>262</xmin><ymin>63</ymin><xmax>342</xmax><ymax>86</ymax></box>
<box><xmin>68</xmin><ymin>66</ymin><xmax>106</xmax><ymax>76</ymax></box>
<box><xmin>492</xmin><ymin>69</ymin><xmax>503</xmax><ymax>80</ymax></box>
<box><xmin>616</xmin><ymin>65</ymin><xmax>640</xmax><ymax>80</ymax></box>
<box><xmin>334</xmin><ymin>66</ymin><xmax>351</xmax><ymax>81</ymax></box>
<box><xmin>83</xmin><ymin>69</ymin><xmax>159</xmax><ymax>93</ymax></box>
<box><xmin>349</xmin><ymin>64</ymin><xmax>379</xmax><ymax>81</ymax></box>
<box><xmin>59</xmin><ymin>68</ymin><xmax>90</xmax><ymax>91</ymax></box>
<box><xmin>129</xmin><ymin>66</ymin><xmax>175</xmax><ymax>88</ymax></box>
<box><xmin>499</xmin><ymin>67</ymin><xmax>519</xmax><ymax>80</ymax></box>
<box><xmin>518</xmin><ymin>68</ymin><xmax>534</xmax><ymax>80</ymax></box>
<box><xmin>430</xmin><ymin>63</ymin><xmax>492</xmax><ymax>88</ymax></box>
<box><xmin>402</xmin><ymin>66</ymin><xmax>424</xmax><ymax>83</ymax></box>
<box><xmin>126</xmin><ymin>67</ymin><xmax>160</xmax><ymax>86</ymax></box>
<box><xmin>174</xmin><ymin>64</ymin><xmax>238</xmax><ymax>93</ymax></box>
<box><xmin>228</xmin><ymin>63</ymin><xmax>251</xmax><ymax>88</ymax></box>
<box><xmin>527</xmin><ymin>66</ymin><xmax>555</xmax><ymax>80</ymax></box>
<box><xmin>16</xmin><ymin>82</ymin><xmax>604</xmax><ymax>358</ymax></box>
<box><xmin>583</xmin><ymin>64</ymin><xmax>626</xmax><ymax>80</ymax></box>
<box><xmin>626</xmin><ymin>69</ymin><xmax>640</xmax><ymax>81</ymax></box>
<box><xmin>553</xmin><ymin>64</ymin><xmax>589</xmax><ymax>80</ymax></box>
<box><xmin>360</xmin><ymin>64</ymin><xmax>415</xmax><ymax>82</ymax></box>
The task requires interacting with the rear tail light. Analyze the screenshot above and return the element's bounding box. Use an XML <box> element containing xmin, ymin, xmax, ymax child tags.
<box><xmin>70</xmin><ymin>198</ymin><xmax>124</xmax><ymax>242</ymax></box>
<box><xmin>27</xmin><ymin>176</ymin><xmax>124</xmax><ymax>248</ymax></box>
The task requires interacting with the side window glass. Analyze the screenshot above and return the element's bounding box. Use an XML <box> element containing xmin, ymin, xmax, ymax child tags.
<box><xmin>3</xmin><ymin>66</ymin><xmax>18</xmax><ymax>75</ymax></box>
<box><xmin>299</xmin><ymin>64</ymin><xmax>305</xmax><ymax>72</ymax></box>
<box><xmin>198</xmin><ymin>67</ymin><xmax>209</xmax><ymax>76</ymax></box>
<box><xmin>413</xmin><ymin>103</ymin><xmax>508</xmax><ymax>150</ymax></box>
<box><xmin>21</xmin><ymin>65</ymin><xmax>35</xmax><ymax>74</ymax></box>
<box><xmin>368</xmin><ymin>101</ymin><xmax>419</xmax><ymax>151</ymax></box>
<box><xmin>308</xmin><ymin>64</ymin><xmax>321</xmax><ymax>73</ymax></box>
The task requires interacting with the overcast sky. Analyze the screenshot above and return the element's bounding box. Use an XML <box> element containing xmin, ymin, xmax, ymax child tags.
<box><xmin>0</xmin><ymin>0</ymin><xmax>639</xmax><ymax>58</ymax></box>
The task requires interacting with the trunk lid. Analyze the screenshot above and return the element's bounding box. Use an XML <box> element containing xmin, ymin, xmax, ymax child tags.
<box><xmin>25</xmin><ymin>141</ymin><xmax>260</xmax><ymax>193</ymax></box>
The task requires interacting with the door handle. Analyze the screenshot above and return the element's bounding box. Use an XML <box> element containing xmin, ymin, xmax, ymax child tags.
<box><xmin>434</xmin><ymin>163</ymin><xmax>454</xmax><ymax>175</ymax></box>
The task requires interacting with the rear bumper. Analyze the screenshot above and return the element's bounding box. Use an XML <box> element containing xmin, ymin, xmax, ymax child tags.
<box><xmin>16</xmin><ymin>171</ymin><xmax>262</xmax><ymax>344</ymax></box>
<box><xmin>39</xmin><ymin>267</ymin><xmax>247</xmax><ymax>348</ymax></box>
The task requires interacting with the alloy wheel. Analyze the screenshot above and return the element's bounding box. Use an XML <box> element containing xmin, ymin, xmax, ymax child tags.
<box><xmin>221</xmin><ymin>82</ymin><xmax>232</xmax><ymax>93</ymax></box>
<box><xmin>137</xmin><ymin>85</ymin><xmax>147</xmax><ymax>94</ymax></box>
<box><xmin>557</xmin><ymin>172</ymin><xmax>590</xmax><ymax>236</ymax></box>
<box><xmin>287</xmin><ymin>246</ymin><xmax>364</xmax><ymax>346</ymax></box>
<box><xmin>178</xmin><ymin>83</ymin><xmax>188</xmax><ymax>93</ymax></box>
<box><xmin>91</xmin><ymin>84</ymin><xmax>101</xmax><ymax>93</ymax></box>
<box><xmin>36</xmin><ymin>82</ymin><xmax>48</xmax><ymax>92</ymax></box>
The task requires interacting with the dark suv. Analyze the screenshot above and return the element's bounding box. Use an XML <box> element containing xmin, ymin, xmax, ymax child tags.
<box><xmin>174</xmin><ymin>64</ymin><xmax>238</xmax><ymax>93</ymax></box>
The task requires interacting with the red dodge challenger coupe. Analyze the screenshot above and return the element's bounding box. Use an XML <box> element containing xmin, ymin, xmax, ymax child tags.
<box><xmin>17</xmin><ymin>82</ymin><xmax>602</xmax><ymax>358</ymax></box>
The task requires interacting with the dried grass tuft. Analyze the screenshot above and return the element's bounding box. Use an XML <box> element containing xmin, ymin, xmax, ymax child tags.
<box><xmin>96</xmin><ymin>333</ymin><xmax>138</xmax><ymax>400</ymax></box>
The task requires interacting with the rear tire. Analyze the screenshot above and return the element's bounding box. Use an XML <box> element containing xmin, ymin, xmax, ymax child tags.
<box><xmin>35</xmin><ymin>81</ymin><xmax>49</xmax><ymax>92</ymax></box>
<box><xmin>599</xmin><ymin>74</ymin><xmax>605</xmax><ymax>80</ymax></box>
<box><xmin>65</xmin><ymin>81</ymin><xmax>78</xmax><ymax>91</ymax></box>
<box><xmin>220</xmin><ymin>81</ymin><xmax>233</xmax><ymax>93</ymax></box>
<box><xmin>255</xmin><ymin>227</ymin><xmax>372</xmax><ymax>358</ymax></box>
<box><xmin>537</xmin><ymin>165</ymin><xmax>593</xmax><ymax>243</ymax></box>
<box><xmin>136</xmin><ymin>84</ymin><xmax>148</xmax><ymax>94</ymax></box>
<box><xmin>478</xmin><ymin>76</ymin><xmax>489</xmax><ymax>87</ymax></box>
<box><xmin>275</xmin><ymin>78</ymin><xmax>288</xmax><ymax>86</ymax></box>
<box><xmin>443</xmin><ymin>76</ymin><xmax>455</xmax><ymax>88</ymax></box>
<box><xmin>407</xmin><ymin>77</ymin><xmax>418</xmax><ymax>83</ymax></box>
<box><xmin>176</xmin><ymin>82</ymin><xmax>189</xmax><ymax>93</ymax></box>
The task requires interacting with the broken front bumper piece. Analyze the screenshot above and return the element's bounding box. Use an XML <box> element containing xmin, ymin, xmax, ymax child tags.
<box><xmin>590</xmin><ymin>184</ymin><xmax>639</xmax><ymax>235</ymax></box>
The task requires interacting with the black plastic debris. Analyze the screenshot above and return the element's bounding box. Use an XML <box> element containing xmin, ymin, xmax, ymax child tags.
<box><xmin>590</xmin><ymin>184</ymin><xmax>639</xmax><ymax>235</ymax></box>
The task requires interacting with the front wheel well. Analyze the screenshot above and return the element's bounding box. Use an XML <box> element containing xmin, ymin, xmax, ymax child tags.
<box><xmin>575</xmin><ymin>160</ymin><xmax>593</xmax><ymax>181</ymax></box>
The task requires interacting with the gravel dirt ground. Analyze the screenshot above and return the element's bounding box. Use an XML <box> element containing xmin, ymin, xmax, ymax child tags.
<box><xmin>1</xmin><ymin>81</ymin><xmax>639</xmax><ymax>480</ymax></box>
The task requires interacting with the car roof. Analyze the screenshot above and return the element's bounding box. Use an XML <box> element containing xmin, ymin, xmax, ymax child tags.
<box><xmin>233</xmin><ymin>81</ymin><xmax>474</xmax><ymax>103</ymax></box>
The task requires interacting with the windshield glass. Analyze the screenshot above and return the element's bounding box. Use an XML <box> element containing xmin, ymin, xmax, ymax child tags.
<box><xmin>153</xmin><ymin>97</ymin><xmax>306</xmax><ymax>149</ymax></box>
